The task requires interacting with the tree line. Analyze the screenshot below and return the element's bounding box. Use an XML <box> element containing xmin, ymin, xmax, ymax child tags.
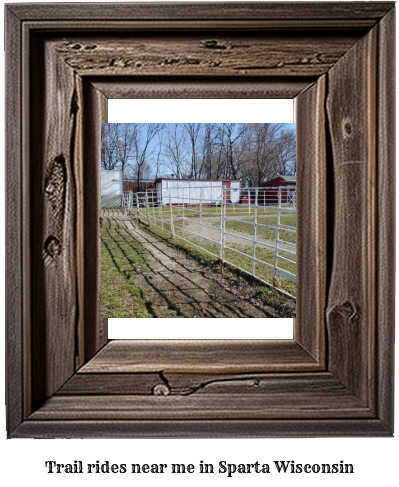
<box><xmin>101</xmin><ymin>123</ymin><xmax>296</xmax><ymax>190</ymax></box>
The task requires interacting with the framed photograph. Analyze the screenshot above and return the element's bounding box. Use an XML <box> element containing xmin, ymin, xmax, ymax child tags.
<box><xmin>102</xmin><ymin>104</ymin><xmax>297</xmax><ymax>337</ymax></box>
<box><xmin>5</xmin><ymin>2</ymin><xmax>395</xmax><ymax>437</ymax></box>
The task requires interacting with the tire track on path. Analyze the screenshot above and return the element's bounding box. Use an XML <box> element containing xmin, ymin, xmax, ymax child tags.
<box><xmin>103</xmin><ymin>210</ymin><xmax>275</xmax><ymax>318</ymax></box>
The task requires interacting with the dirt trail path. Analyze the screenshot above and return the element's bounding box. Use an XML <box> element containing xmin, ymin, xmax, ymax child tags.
<box><xmin>102</xmin><ymin>210</ymin><xmax>275</xmax><ymax>318</ymax></box>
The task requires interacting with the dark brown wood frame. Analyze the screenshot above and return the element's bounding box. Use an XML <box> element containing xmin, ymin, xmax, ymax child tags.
<box><xmin>5</xmin><ymin>2</ymin><xmax>395</xmax><ymax>438</ymax></box>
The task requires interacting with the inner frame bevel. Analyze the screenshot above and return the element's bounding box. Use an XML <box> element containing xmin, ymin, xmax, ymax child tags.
<box><xmin>78</xmin><ymin>77</ymin><xmax>326</xmax><ymax>374</ymax></box>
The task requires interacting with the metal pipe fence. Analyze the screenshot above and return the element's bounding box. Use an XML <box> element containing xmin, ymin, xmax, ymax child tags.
<box><xmin>124</xmin><ymin>185</ymin><xmax>296</xmax><ymax>298</ymax></box>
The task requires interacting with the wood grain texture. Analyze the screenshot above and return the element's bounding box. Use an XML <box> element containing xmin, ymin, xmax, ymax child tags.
<box><xmin>53</xmin><ymin>34</ymin><xmax>360</xmax><ymax>78</ymax></box>
<box><xmin>80</xmin><ymin>81</ymin><xmax>108</xmax><ymax>363</ymax></box>
<box><xmin>30</xmin><ymin>37</ymin><xmax>78</xmax><ymax>408</ymax></box>
<box><xmin>29</xmin><ymin>393</ymin><xmax>371</xmax><ymax>421</ymax></box>
<box><xmin>35</xmin><ymin>371</ymin><xmax>373</xmax><ymax>421</ymax></box>
<box><xmin>95</xmin><ymin>77</ymin><xmax>324</xmax><ymax>368</ymax></box>
<box><xmin>295</xmin><ymin>76</ymin><xmax>326</xmax><ymax>363</ymax></box>
<box><xmin>326</xmin><ymin>26</ymin><xmax>377</xmax><ymax>405</ymax></box>
<box><xmin>92</xmin><ymin>78</ymin><xmax>311</xmax><ymax>100</ymax></box>
<box><xmin>13</xmin><ymin>418</ymin><xmax>391</xmax><ymax>439</ymax></box>
<box><xmin>5</xmin><ymin>5</ymin><xmax>24</xmax><ymax>436</ymax></box>
<box><xmin>58</xmin><ymin>372</ymin><xmax>162</xmax><ymax>395</ymax></box>
<box><xmin>376</xmin><ymin>7</ymin><xmax>395</xmax><ymax>432</ymax></box>
<box><xmin>7</xmin><ymin>2</ymin><xmax>394</xmax><ymax>22</ymax></box>
<box><xmin>79</xmin><ymin>340</ymin><xmax>320</xmax><ymax>374</ymax></box>
<box><xmin>60</xmin><ymin>371</ymin><xmax>355</xmax><ymax>397</ymax></box>
<box><xmin>73</xmin><ymin>72</ymin><xmax>85</xmax><ymax>370</ymax></box>
<box><xmin>21</xmin><ymin>19</ymin><xmax>386</xmax><ymax>33</ymax></box>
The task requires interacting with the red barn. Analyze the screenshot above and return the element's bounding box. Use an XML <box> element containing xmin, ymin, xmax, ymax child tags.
<box><xmin>261</xmin><ymin>175</ymin><xmax>296</xmax><ymax>205</ymax></box>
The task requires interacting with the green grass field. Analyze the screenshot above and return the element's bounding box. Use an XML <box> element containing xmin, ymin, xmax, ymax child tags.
<box><xmin>137</xmin><ymin>203</ymin><xmax>297</xmax><ymax>298</ymax></box>
<box><xmin>224</xmin><ymin>213</ymin><xmax>296</xmax><ymax>244</ymax></box>
<box><xmin>100</xmin><ymin>212</ymin><xmax>296</xmax><ymax>318</ymax></box>
<box><xmin>142</xmin><ymin>204</ymin><xmax>280</xmax><ymax>219</ymax></box>
<box><xmin>101</xmin><ymin>218</ymin><xmax>153</xmax><ymax>318</ymax></box>
<box><xmin>138</xmin><ymin>218</ymin><xmax>297</xmax><ymax>302</ymax></box>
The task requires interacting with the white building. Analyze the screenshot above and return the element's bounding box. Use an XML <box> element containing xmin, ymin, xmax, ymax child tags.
<box><xmin>154</xmin><ymin>178</ymin><xmax>241</xmax><ymax>206</ymax></box>
<box><xmin>101</xmin><ymin>170</ymin><xmax>123</xmax><ymax>207</ymax></box>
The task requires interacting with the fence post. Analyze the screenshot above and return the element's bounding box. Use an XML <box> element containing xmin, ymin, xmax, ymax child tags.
<box><xmin>136</xmin><ymin>193</ymin><xmax>140</xmax><ymax>219</ymax></box>
<box><xmin>273</xmin><ymin>187</ymin><xmax>282</xmax><ymax>286</ymax></box>
<box><xmin>155</xmin><ymin>188</ymin><xmax>163</xmax><ymax>230</ymax></box>
<box><xmin>199</xmin><ymin>185</ymin><xmax>203</xmax><ymax>245</ymax></box>
<box><xmin>182</xmin><ymin>186</ymin><xmax>185</xmax><ymax>239</ymax></box>
<box><xmin>252</xmin><ymin>188</ymin><xmax>258</xmax><ymax>276</ymax></box>
<box><xmin>122</xmin><ymin>192</ymin><xmax>127</xmax><ymax>216</ymax></box>
<box><xmin>169</xmin><ymin>190</ymin><xmax>174</xmax><ymax>238</ymax></box>
<box><xmin>155</xmin><ymin>188</ymin><xmax>160</xmax><ymax>228</ymax></box>
<box><xmin>219</xmin><ymin>186</ymin><xmax>226</xmax><ymax>262</ymax></box>
<box><xmin>145</xmin><ymin>191</ymin><xmax>151</xmax><ymax>224</ymax></box>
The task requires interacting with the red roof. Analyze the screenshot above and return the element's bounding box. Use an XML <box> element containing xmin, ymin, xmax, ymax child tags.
<box><xmin>262</xmin><ymin>175</ymin><xmax>296</xmax><ymax>187</ymax></box>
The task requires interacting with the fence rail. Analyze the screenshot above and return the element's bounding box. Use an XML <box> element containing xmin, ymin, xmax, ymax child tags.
<box><xmin>124</xmin><ymin>185</ymin><xmax>296</xmax><ymax>298</ymax></box>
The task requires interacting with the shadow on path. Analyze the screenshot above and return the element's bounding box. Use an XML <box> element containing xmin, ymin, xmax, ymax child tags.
<box><xmin>102</xmin><ymin>209</ymin><xmax>275</xmax><ymax>318</ymax></box>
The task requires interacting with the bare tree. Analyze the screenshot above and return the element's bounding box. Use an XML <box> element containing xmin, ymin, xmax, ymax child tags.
<box><xmin>219</xmin><ymin>123</ymin><xmax>246</xmax><ymax>180</ymax></box>
<box><xmin>183</xmin><ymin>123</ymin><xmax>202</xmax><ymax>178</ymax></box>
<box><xmin>241</xmin><ymin>123</ymin><xmax>282</xmax><ymax>186</ymax></box>
<box><xmin>153</xmin><ymin>126</ymin><xmax>165</xmax><ymax>180</ymax></box>
<box><xmin>116</xmin><ymin>123</ymin><xmax>137</xmax><ymax>176</ymax></box>
<box><xmin>239</xmin><ymin>123</ymin><xmax>297</xmax><ymax>185</ymax></box>
<box><xmin>199</xmin><ymin>123</ymin><xmax>221</xmax><ymax>179</ymax></box>
<box><xmin>101</xmin><ymin>123</ymin><xmax>136</xmax><ymax>176</ymax></box>
<box><xmin>131</xmin><ymin>123</ymin><xmax>162</xmax><ymax>190</ymax></box>
<box><xmin>101</xmin><ymin>122</ymin><xmax>296</xmax><ymax>188</ymax></box>
<box><xmin>101</xmin><ymin>123</ymin><xmax>120</xmax><ymax>170</ymax></box>
<box><xmin>200</xmin><ymin>123</ymin><xmax>213</xmax><ymax>178</ymax></box>
<box><xmin>275</xmin><ymin>127</ymin><xmax>296</xmax><ymax>175</ymax></box>
<box><xmin>164</xmin><ymin>124</ymin><xmax>188</xmax><ymax>178</ymax></box>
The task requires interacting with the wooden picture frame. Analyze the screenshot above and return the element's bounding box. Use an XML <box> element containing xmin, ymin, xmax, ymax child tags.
<box><xmin>5</xmin><ymin>2</ymin><xmax>395</xmax><ymax>438</ymax></box>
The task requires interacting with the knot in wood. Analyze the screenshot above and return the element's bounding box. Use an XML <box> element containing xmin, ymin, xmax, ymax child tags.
<box><xmin>342</xmin><ymin>119</ymin><xmax>353</xmax><ymax>137</ymax></box>
<box><xmin>44</xmin><ymin>236</ymin><xmax>61</xmax><ymax>258</ymax></box>
<box><xmin>201</xmin><ymin>39</ymin><xmax>227</xmax><ymax>50</ymax></box>
<box><xmin>339</xmin><ymin>301</ymin><xmax>358</xmax><ymax>321</ymax></box>
<box><xmin>45</xmin><ymin>156</ymin><xmax>66</xmax><ymax>205</ymax></box>
<box><xmin>45</xmin><ymin>181</ymin><xmax>56</xmax><ymax>196</ymax></box>
<box><xmin>152</xmin><ymin>383</ymin><xmax>170</xmax><ymax>396</ymax></box>
<box><xmin>83</xmin><ymin>44</ymin><xmax>97</xmax><ymax>51</ymax></box>
<box><xmin>328</xmin><ymin>301</ymin><xmax>358</xmax><ymax>323</ymax></box>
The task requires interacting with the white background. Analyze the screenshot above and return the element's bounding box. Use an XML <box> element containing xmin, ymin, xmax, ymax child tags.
<box><xmin>0</xmin><ymin>1</ymin><xmax>398</xmax><ymax>486</ymax></box>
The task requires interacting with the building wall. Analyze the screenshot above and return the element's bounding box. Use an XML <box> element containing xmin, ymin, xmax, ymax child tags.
<box><xmin>259</xmin><ymin>178</ymin><xmax>295</xmax><ymax>205</ymax></box>
<box><xmin>154</xmin><ymin>178</ymin><xmax>241</xmax><ymax>206</ymax></box>
<box><xmin>222</xmin><ymin>180</ymin><xmax>241</xmax><ymax>204</ymax></box>
<box><xmin>101</xmin><ymin>170</ymin><xmax>123</xmax><ymax>195</ymax></box>
<box><xmin>156</xmin><ymin>179</ymin><xmax>223</xmax><ymax>206</ymax></box>
<box><xmin>262</xmin><ymin>176</ymin><xmax>296</xmax><ymax>188</ymax></box>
